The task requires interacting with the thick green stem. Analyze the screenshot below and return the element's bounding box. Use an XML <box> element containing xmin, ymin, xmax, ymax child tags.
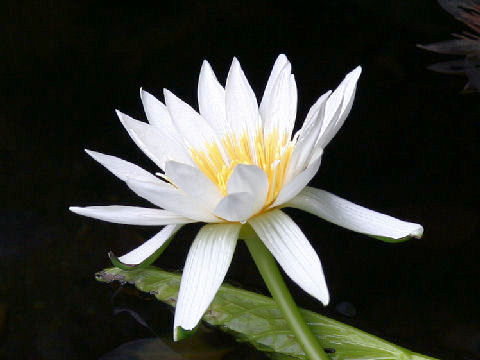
<box><xmin>241</xmin><ymin>225</ymin><xmax>331</xmax><ymax>360</ymax></box>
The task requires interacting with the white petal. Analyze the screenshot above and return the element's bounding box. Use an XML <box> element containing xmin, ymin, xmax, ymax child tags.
<box><xmin>85</xmin><ymin>149</ymin><xmax>159</xmax><ymax>183</ymax></box>
<box><xmin>225</xmin><ymin>58</ymin><xmax>261</xmax><ymax>162</ymax></box>
<box><xmin>115</xmin><ymin>110</ymin><xmax>163</xmax><ymax>169</ymax></box>
<box><xmin>248</xmin><ymin>210</ymin><xmax>329</xmax><ymax>305</ymax></box>
<box><xmin>69</xmin><ymin>205</ymin><xmax>194</xmax><ymax>225</ymax></box>
<box><xmin>118</xmin><ymin>224</ymin><xmax>182</xmax><ymax>265</ymax></box>
<box><xmin>125</xmin><ymin>177</ymin><xmax>220</xmax><ymax>223</ymax></box>
<box><xmin>198</xmin><ymin>60</ymin><xmax>227</xmax><ymax>137</ymax></box>
<box><xmin>285</xmin><ymin>91</ymin><xmax>330</xmax><ymax>183</ymax></box>
<box><xmin>116</xmin><ymin>110</ymin><xmax>192</xmax><ymax>169</ymax></box>
<box><xmin>317</xmin><ymin>66</ymin><xmax>362</xmax><ymax>149</ymax></box>
<box><xmin>174</xmin><ymin>223</ymin><xmax>241</xmax><ymax>338</ymax></box>
<box><xmin>272</xmin><ymin>154</ymin><xmax>322</xmax><ymax>207</ymax></box>
<box><xmin>165</xmin><ymin>161</ymin><xmax>223</xmax><ymax>212</ymax></box>
<box><xmin>286</xmin><ymin>187</ymin><xmax>424</xmax><ymax>240</ymax></box>
<box><xmin>164</xmin><ymin>89</ymin><xmax>224</xmax><ymax>156</ymax></box>
<box><xmin>214</xmin><ymin>192</ymin><xmax>257</xmax><ymax>222</ymax></box>
<box><xmin>287</xmin><ymin>74</ymin><xmax>298</xmax><ymax>137</ymax></box>
<box><xmin>227</xmin><ymin>164</ymin><xmax>268</xmax><ymax>214</ymax></box>
<box><xmin>260</xmin><ymin>56</ymin><xmax>297</xmax><ymax>139</ymax></box>
<box><xmin>140</xmin><ymin>88</ymin><xmax>181</xmax><ymax>140</ymax></box>
<box><xmin>260</xmin><ymin>54</ymin><xmax>289</xmax><ymax>110</ymax></box>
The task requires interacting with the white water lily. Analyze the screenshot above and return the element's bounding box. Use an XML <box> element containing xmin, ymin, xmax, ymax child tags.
<box><xmin>70</xmin><ymin>54</ymin><xmax>423</xmax><ymax>340</ymax></box>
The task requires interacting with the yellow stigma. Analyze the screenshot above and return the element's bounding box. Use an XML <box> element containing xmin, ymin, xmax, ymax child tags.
<box><xmin>190</xmin><ymin>128</ymin><xmax>294</xmax><ymax>210</ymax></box>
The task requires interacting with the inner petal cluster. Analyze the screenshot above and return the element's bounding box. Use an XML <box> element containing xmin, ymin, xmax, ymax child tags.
<box><xmin>190</xmin><ymin>128</ymin><xmax>294</xmax><ymax>208</ymax></box>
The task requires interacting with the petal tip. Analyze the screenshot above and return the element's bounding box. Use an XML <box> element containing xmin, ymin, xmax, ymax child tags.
<box><xmin>163</xmin><ymin>88</ymin><xmax>172</xmax><ymax>98</ymax></box>
<box><xmin>139</xmin><ymin>87</ymin><xmax>150</xmax><ymax>102</ymax></box>
<box><xmin>84</xmin><ymin>148</ymin><xmax>101</xmax><ymax>160</ymax></box>
<box><xmin>201</xmin><ymin>59</ymin><xmax>211</xmax><ymax>70</ymax></box>
<box><xmin>115</xmin><ymin>109</ymin><xmax>126</xmax><ymax>122</ymax></box>
<box><xmin>163</xmin><ymin>88</ymin><xmax>181</xmax><ymax>106</ymax></box>
<box><xmin>310</xmin><ymin>283</ymin><xmax>330</xmax><ymax>306</ymax></box>
<box><xmin>230</xmin><ymin>57</ymin><xmax>242</xmax><ymax>73</ymax></box>
<box><xmin>109</xmin><ymin>251</ymin><xmax>138</xmax><ymax>270</ymax></box>
<box><xmin>272</xmin><ymin>53</ymin><xmax>289</xmax><ymax>69</ymax></box>
<box><xmin>350</xmin><ymin>66</ymin><xmax>362</xmax><ymax>80</ymax></box>
<box><xmin>139</xmin><ymin>88</ymin><xmax>155</xmax><ymax>102</ymax></box>
<box><xmin>320</xmin><ymin>291</ymin><xmax>330</xmax><ymax>306</ymax></box>
<box><xmin>412</xmin><ymin>225</ymin><xmax>424</xmax><ymax>239</ymax></box>
<box><xmin>174</xmin><ymin>325</ymin><xmax>195</xmax><ymax>342</ymax></box>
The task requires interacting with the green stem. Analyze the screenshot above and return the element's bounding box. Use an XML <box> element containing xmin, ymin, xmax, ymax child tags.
<box><xmin>241</xmin><ymin>225</ymin><xmax>331</xmax><ymax>360</ymax></box>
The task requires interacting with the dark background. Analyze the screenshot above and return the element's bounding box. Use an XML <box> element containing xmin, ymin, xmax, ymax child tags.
<box><xmin>1</xmin><ymin>1</ymin><xmax>478</xmax><ymax>359</ymax></box>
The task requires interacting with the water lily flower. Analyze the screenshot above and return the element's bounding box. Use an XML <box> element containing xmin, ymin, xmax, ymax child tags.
<box><xmin>70</xmin><ymin>54</ymin><xmax>423</xmax><ymax>339</ymax></box>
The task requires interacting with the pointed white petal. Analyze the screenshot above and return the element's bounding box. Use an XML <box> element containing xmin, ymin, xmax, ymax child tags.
<box><xmin>174</xmin><ymin>223</ymin><xmax>241</xmax><ymax>337</ymax></box>
<box><xmin>85</xmin><ymin>149</ymin><xmax>159</xmax><ymax>183</ymax></box>
<box><xmin>260</xmin><ymin>54</ymin><xmax>289</xmax><ymax>110</ymax></box>
<box><xmin>164</xmin><ymin>89</ymin><xmax>224</xmax><ymax>155</ymax></box>
<box><xmin>304</xmin><ymin>92</ymin><xmax>330</xmax><ymax>131</ymax></box>
<box><xmin>260</xmin><ymin>55</ymin><xmax>297</xmax><ymax>139</ymax></box>
<box><xmin>317</xmin><ymin>66</ymin><xmax>362</xmax><ymax>149</ymax></box>
<box><xmin>287</xmin><ymin>74</ymin><xmax>298</xmax><ymax>137</ymax></box>
<box><xmin>296</xmin><ymin>91</ymin><xmax>331</xmax><ymax>146</ymax></box>
<box><xmin>118</xmin><ymin>224</ymin><xmax>182</xmax><ymax>265</ymax></box>
<box><xmin>249</xmin><ymin>210</ymin><xmax>329</xmax><ymax>305</ymax></box>
<box><xmin>227</xmin><ymin>164</ymin><xmax>268</xmax><ymax>214</ymax></box>
<box><xmin>69</xmin><ymin>205</ymin><xmax>194</xmax><ymax>225</ymax></box>
<box><xmin>214</xmin><ymin>192</ymin><xmax>257</xmax><ymax>222</ymax></box>
<box><xmin>287</xmin><ymin>187</ymin><xmax>424</xmax><ymax>240</ymax></box>
<box><xmin>198</xmin><ymin>60</ymin><xmax>227</xmax><ymax>137</ymax></box>
<box><xmin>126</xmin><ymin>177</ymin><xmax>220</xmax><ymax>223</ymax></box>
<box><xmin>225</xmin><ymin>58</ymin><xmax>261</xmax><ymax>161</ymax></box>
<box><xmin>85</xmin><ymin>150</ymin><xmax>201</xmax><ymax>219</ymax></box>
<box><xmin>140</xmin><ymin>88</ymin><xmax>181</xmax><ymax>139</ymax></box>
<box><xmin>117</xmin><ymin>110</ymin><xmax>193</xmax><ymax>169</ymax></box>
<box><xmin>165</xmin><ymin>161</ymin><xmax>223</xmax><ymax>212</ymax></box>
<box><xmin>116</xmin><ymin>110</ymin><xmax>163</xmax><ymax>169</ymax></box>
<box><xmin>285</xmin><ymin>91</ymin><xmax>330</xmax><ymax>183</ymax></box>
<box><xmin>272</xmin><ymin>154</ymin><xmax>322</xmax><ymax>207</ymax></box>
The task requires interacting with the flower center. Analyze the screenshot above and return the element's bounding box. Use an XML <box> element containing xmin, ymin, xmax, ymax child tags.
<box><xmin>190</xmin><ymin>128</ymin><xmax>294</xmax><ymax>208</ymax></box>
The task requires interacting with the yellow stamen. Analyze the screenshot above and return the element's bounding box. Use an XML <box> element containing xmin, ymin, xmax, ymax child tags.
<box><xmin>190</xmin><ymin>128</ymin><xmax>294</xmax><ymax>212</ymax></box>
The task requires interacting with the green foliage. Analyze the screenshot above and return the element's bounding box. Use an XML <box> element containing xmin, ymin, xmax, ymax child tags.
<box><xmin>96</xmin><ymin>267</ymin><xmax>438</xmax><ymax>360</ymax></box>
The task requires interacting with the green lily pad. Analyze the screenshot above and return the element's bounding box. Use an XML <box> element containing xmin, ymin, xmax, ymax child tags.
<box><xmin>96</xmin><ymin>267</ymin><xmax>438</xmax><ymax>360</ymax></box>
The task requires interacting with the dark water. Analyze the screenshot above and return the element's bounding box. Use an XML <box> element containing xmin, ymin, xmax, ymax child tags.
<box><xmin>1</xmin><ymin>1</ymin><xmax>479</xmax><ymax>359</ymax></box>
